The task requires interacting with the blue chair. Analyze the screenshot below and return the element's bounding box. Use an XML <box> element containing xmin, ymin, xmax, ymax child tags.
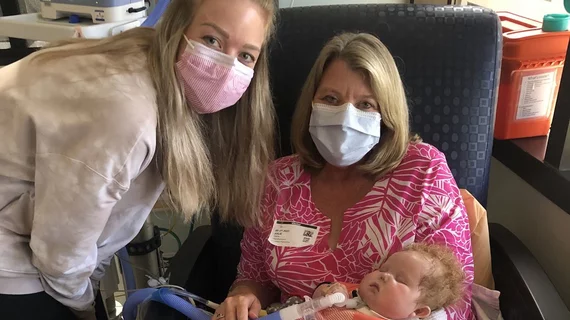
<box><xmin>137</xmin><ymin>4</ymin><xmax>570</xmax><ymax>320</ymax></box>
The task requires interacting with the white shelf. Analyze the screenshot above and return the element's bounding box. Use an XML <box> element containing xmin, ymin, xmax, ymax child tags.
<box><xmin>0</xmin><ymin>13</ymin><xmax>145</xmax><ymax>41</ymax></box>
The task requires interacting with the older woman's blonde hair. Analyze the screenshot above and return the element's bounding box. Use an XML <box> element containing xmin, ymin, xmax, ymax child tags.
<box><xmin>30</xmin><ymin>0</ymin><xmax>277</xmax><ymax>227</ymax></box>
<box><xmin>292</xmin><ymin>33</ymin><xmax>414</xmax><ymax>178</ymax></box>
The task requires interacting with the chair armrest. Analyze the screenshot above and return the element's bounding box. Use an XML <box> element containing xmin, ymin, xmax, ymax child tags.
<box><xmin>166</xmin><ymin>225</ymin><xmax>212</xmax><ymax>286</ymax></box>
<box><xmin>489</xmin><ymin>223</ymin><xmax>570</xmax><ymax>320</ymax></box>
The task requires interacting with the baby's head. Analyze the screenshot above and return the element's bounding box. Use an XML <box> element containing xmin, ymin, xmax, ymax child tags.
<box><xmin>358</xmin><ymin>243</ymin><xmax>465</xmax><ymax>319</ymax></box>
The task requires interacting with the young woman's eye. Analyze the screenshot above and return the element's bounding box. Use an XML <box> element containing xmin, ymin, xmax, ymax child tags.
<box><xmin>239</xmin><ymin>52</ymin><xmax>256</xmax><ymax>64</ymax></box>
<box><xmin>202</xmin><ymin>36</ymin><xmax>221</xmax><ymax>49</ymax></box>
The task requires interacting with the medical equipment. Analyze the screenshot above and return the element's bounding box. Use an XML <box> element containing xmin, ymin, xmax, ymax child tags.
<box><xmin>263</xmin><ymin>293</ymin><xmax>346</xmax><ymax>320</ymax></box>
<box><xmin>124</xmin><ymin>287</ymin><xmax>347</xmax><ymax>320</ymax></box>
<box><xmin>123</xmin><ymin>288</ymin><xmax>213</xmax><ymax>320</ymax></box>
<box><xmin>141</xmin><ymin>0</ymin><xmax>169</xmax><ymax>27</ymax></box>
<box><xmin>126</xmin><ymin>218</ymin><xmax>165</xmax><ymax>289</ymax></box>
<box><xmin>40</xmin><ymin>0</ymin><xmax>147</xmax><ymax>24</ymax></box>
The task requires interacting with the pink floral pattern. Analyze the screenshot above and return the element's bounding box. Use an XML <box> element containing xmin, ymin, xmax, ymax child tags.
<box><xmin>236</xmin><ymin>143</ymin><xmax>474</xmax><ymax>320</ymax></box>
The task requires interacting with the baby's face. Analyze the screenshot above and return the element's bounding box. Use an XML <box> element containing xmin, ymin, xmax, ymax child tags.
<box><xmin>358</xmin><ymin>251</ymin><xmax>428</xmax><ymax>319</ymax></box>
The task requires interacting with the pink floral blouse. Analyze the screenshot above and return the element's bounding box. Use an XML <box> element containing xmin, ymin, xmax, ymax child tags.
<box><xmin>236</xmin><ymin>143</ymin><xmax>474</xmax><ymax>320</ymax></box>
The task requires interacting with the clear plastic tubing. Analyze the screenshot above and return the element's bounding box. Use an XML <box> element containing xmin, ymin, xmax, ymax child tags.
<box><xmin>278</xmin><ymin>293</ymin><xmax>346</xmax><ymax>320</ymax></box>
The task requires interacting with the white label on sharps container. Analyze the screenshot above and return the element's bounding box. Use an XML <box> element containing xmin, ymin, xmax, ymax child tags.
<box><xmin>516</xmin><ymin>72</ymin><xmax>556</xmax><ymax>120</ymax></box>
<box><xmin>268</xmin><ymin>220</ymin><xmax>319</xmax><ymax>247</ymax></box>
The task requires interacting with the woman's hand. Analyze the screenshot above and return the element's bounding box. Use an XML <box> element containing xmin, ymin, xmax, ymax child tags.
<box><xmin>213</xmin><ymin>293</ymin><xmax>262</xmax><ymax>320</ymax></box>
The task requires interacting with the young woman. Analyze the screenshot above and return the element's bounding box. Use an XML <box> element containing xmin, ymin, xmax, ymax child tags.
<box><xmin>0</xmin><ymin>0</ymin><xmax>277</xmax><ymax>319</ymax></box>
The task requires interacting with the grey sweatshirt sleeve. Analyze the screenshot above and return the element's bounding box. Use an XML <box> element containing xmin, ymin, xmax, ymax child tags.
<box><xmin>30</xmin><ymin>154</ymin><xmax>131</xmax><ymax>312</ymax></box>
<box><xmin>0</xmin><ymin>52</ymin><xmax>159</xmax><ymax>312</ymax></box>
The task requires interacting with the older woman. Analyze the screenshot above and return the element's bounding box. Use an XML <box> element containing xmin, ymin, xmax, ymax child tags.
<box><xmin>216</xmin><ymin>33</ymin><xmax>474</xmax><ymax>320</ymax></box>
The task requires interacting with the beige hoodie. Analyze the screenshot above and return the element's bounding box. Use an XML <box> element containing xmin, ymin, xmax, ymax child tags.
<box><xmin>0</xmin><ymin>47</ymin><xmax>164</xmax><ymax>312</ymax></box>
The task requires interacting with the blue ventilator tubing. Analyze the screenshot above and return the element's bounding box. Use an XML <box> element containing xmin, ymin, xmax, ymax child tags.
<box><xmin>123</xmin><ymin>288</ymin><xmax>211</xmax><ymax>320</ymax></box>
<box><xmin>259</xmin><ymin>311</ymin><xmax>282</xmax><ymax>320</ymax></box>
<box><xmin>118</xmin><ymin>247</ymin><xmax>137</xmax><ymax>294</ymax></box>
<box><xmin>123</xmin><ymin>288</ymin><xmax>347</xmax><ymax>320</ymax></box>
<box><xmin>123</xmin><ymin>288</ymin><xmax>158</xmax><ymax>320</ymax></box>
<box><xmin>141</xmin><ymin>0</ymin><xmax>171</xmax><ymax>27</ymax></box>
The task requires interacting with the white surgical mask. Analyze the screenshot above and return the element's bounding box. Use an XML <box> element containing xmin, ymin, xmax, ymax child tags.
<box><xmin>309</xmin><ymin>102</ymin><xmax>381</xmax><ymax>167</ymax></box>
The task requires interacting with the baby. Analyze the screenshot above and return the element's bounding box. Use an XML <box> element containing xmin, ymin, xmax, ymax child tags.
<box><xmin>312</xmin><ymin>243</ymin><xmax>465</xmax><ymax>320</ymax></box>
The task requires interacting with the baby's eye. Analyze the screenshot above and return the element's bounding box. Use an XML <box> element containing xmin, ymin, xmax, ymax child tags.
<box><xmin>396</xmin><ymin>277</ymin><xmax>407</xmax><ymax>285</ymax></box>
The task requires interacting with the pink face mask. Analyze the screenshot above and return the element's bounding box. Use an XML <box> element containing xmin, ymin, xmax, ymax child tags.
<box><xmin>176</xmin><ymin>35</ymin><xmax>255</xmax><ymax>114</ymax></box>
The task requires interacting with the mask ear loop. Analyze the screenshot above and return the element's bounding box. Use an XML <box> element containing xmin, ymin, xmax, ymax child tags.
<box><xmin>182</xmin><ymin>35</ymin><xmax>195</xmax><ymax>49</ymax></box>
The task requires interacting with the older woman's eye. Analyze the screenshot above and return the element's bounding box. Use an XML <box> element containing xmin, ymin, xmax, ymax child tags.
<box><xmin>359</xmin><ymin>101</ymin><xmax>376</xmax><ymax>110</ymax></box>
<box><xmin>324</xmin><ymin>95</ymin><xmax>338</xmax><ymax>104</ymax></box>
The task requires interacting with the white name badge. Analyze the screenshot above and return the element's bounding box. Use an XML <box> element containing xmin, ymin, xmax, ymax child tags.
<box><xmin>268</xmin><ymin>220</ymin><xmax>320</xmax><ymax>247</ymax></box>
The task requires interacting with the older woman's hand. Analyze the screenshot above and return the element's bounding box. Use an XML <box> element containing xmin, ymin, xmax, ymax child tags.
<box><xmin>213</xmin><ymin>293</ymin><xmax>262</xmax><ymax>320</ymax></box>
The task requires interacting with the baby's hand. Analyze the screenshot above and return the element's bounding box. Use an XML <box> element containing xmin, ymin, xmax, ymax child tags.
<box><xmin>312</xmin><ymin>282</ymin><xmax>349</xmax><ymax>302</ymax></box>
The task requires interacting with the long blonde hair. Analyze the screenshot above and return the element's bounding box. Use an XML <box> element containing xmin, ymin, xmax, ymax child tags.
<box><xmin>30</xmin><ymin>0</ymin><xmax>277</xmax><ymax>227</ymax></box>
<box><xmin>292</xmin><ymin>33</ymin><xmax>412</xmax><ymax>179</ymax></box>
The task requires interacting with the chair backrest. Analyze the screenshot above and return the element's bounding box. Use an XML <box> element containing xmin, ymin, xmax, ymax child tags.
<box><xmin>269</xmin><ymin>4</ymin><xmax>502</xmax><ymax>206</ymax></box>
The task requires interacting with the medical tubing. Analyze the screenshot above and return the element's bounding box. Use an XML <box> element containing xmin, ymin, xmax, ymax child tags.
<box><xmin>118</xmin><ymin>247</ymin><xmax>137</xmax><ymax>294</ymax></box>
<box><xmin>169</xmin><ymin>288</ymin><xmax>219</xmax><ymax>309</ymax></box>
<box><xmin>259</xmin><ymin>312</ymin><xmax>282</xmax><ymax>320</ymax></box>
<box><xmin>124</xmin><ymin>288</ymin><xmax>212</xmax><ymax>320</ymax></box>
<box><xmin>141</xmin><ymin>0</ymin><xmax>171</xmax><ymax>27</ymax></box>
<box><xmin>342</xmin><ymin>298</ymin><xmax>359</xmax><ymax>309</ymax></box>
<box><xmin>276</xmin><ymin>293</ymin><xmax>346</xmax><ymax>320</ymax></box>
<box><xmin>150</xmin><ymin>288</ymin><xmax>211</xmax><ymax>320</ymax></box>
<box><xmin>123</xmin><ymin>288</ymin><xmax>158</xmax><ymax>320</ymax></box>
<box><xmin>158</xmin><ymin>227</ymin><xmax>182</xmax><ymax>249</ymax></box>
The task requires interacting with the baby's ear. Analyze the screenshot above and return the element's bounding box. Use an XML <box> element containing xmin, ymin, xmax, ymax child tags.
<box><xmin>412</xmin><ymin>306</ymin><xmax>431</xmax><ymax>318</ymax></box>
